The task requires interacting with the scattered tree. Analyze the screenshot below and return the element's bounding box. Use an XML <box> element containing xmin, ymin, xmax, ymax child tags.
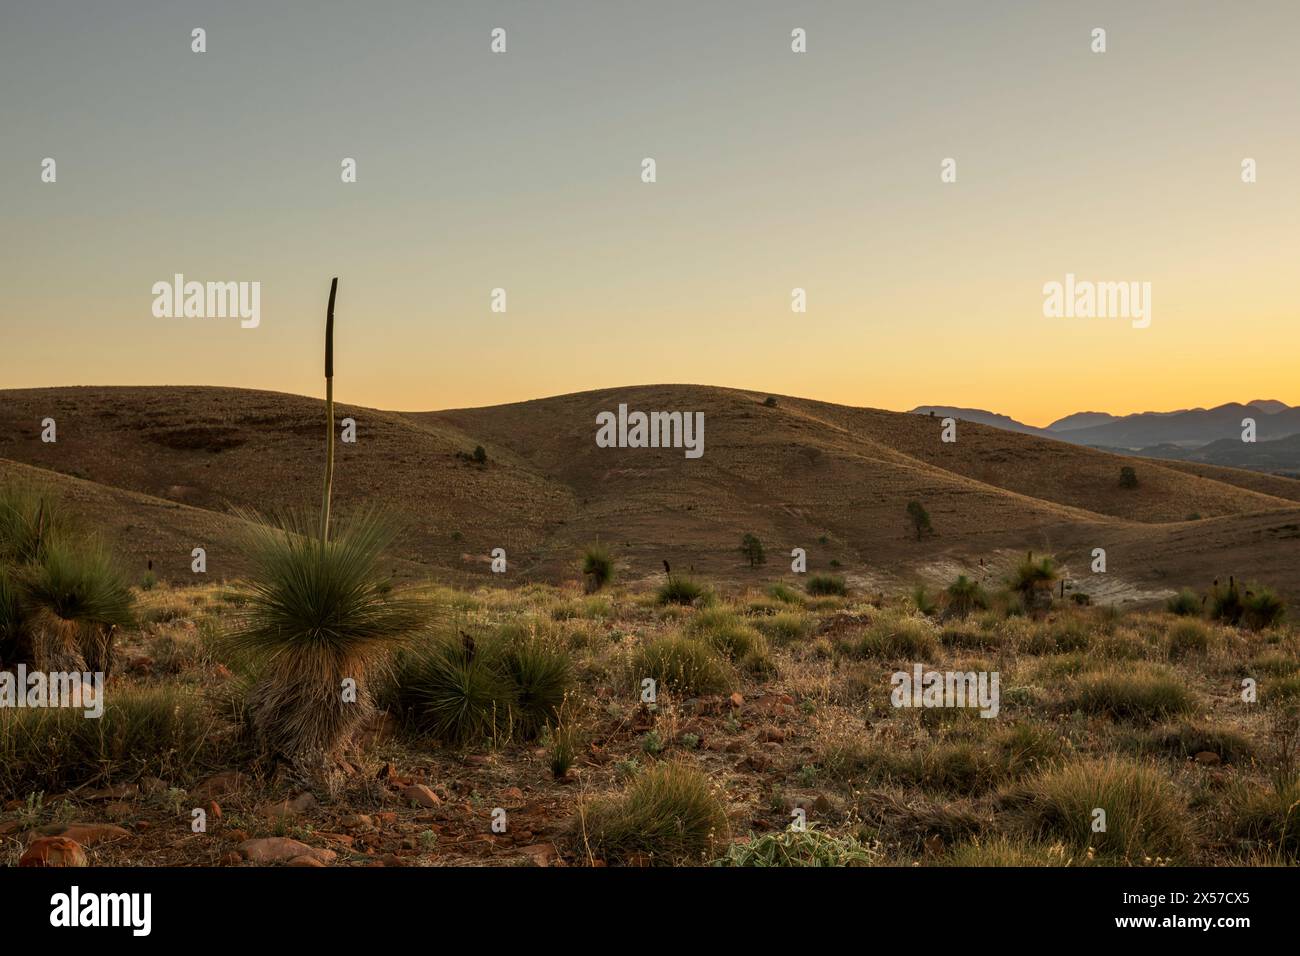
<box><xmin>906</xmin><ymin>500</ymin><xmax>934</xmax><ymax>541</ymax></box>
<box><xmin>740</xmin><ymin>532</ymin><xmax>766</xmax><ymax>567</ymax></box>
<box><xmin>1119</xmin><ymin>466</ymin><xmax>1139</xmax><ymax>489</ymax></box>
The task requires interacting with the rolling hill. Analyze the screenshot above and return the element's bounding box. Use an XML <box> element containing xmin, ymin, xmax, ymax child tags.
<box><xmin>3</xmin><ymin>385</ymin><xmax>1300</xmax><ymax>601</ymax></box>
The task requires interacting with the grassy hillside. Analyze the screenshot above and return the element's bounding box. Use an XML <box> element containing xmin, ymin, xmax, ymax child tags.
<box><xmin>4</xmin><ymin>383</ymin><xmax>1300</xmax><ymax>599</ymax></box>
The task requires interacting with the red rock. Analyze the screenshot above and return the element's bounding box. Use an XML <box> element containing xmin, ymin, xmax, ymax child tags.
<box><xmin>1194</xmin><ymin>751</ymin><xmax>1222</xmax><ymax>766</ymax></box>
<box><xmin>287</xmin><ymin>854</ymin><xmax>326</xmax><ymax>867</ymax></box>
<box><xmin>260</xmin><ymin>791</ymin><xmax>318</xmax><ymax>820</ymax></box>
<box><xmin>728</xmin><ymin>692</ymin><xmax>744</xmax><ymax>708</ymax></box>
<box><xmin>238</xmin><ymin>837</ymin><xmax>336</xmax><ymax>865</ymax></box>
<box><xmin>213</xmin><ymin>664</ymin><xmax>233</xmax><ymax>679</ymax></box>
<box><xmin>519</xmin><ymin>843</ymin><xmax>557</xmax><ymax>867</ymax></box>
<box><xmin>191</xmin><ymin>771</ymin><xmax>244</xmax><ymax>801</ymax></box>
<box><xmin>376</xmin><ymin>812</ymin><xmax>397</xmax><ymax>825</ymax></box>
<box><xmin>220</xmin><ymin>851</ymin><xmax>242</xmax><ymax>866</ymax></box>
<box><xmin>500</xmin><ymin>786</ymin><xmax>525</xmax><ymax>802</ymax></box>
<box><xmin>402</xmin><ymin>784</ymin><xmax>441</xmax><ymax>808</ymax></box>
<box><xmin>30</xmin><ymin>823</ymin><xmax>131</xmax><ymax>846</ymax></box>
<box><xmin>317</xmin><ymin>832</ymin><xmax>355</xmax><ymax>847</ymax></box>
<box><xmin>208</xmin><ymin>801</ymin><xmax>222</xmax><ymax>820</ymax></box>
<box><xmin>19</xmin><ymin>837</ymin><xmax>88</xmax><ymax>868</ymax></box>
<box><xmin>226</xmin><ymin>829</ymin><xmax>249</xmax><ymax>842</ymax></box>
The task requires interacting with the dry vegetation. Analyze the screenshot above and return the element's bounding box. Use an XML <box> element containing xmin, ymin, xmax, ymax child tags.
<box><xmin>4</xmin><ymin>550</ymin><xmax>1298</xmax><ymax>868</ymax></box>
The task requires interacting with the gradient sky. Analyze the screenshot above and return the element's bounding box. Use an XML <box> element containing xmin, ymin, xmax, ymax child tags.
<box><xmin>3</xmin><ymin>1</ymin><xmax>1298</xmax><ymax>426</ymax></box>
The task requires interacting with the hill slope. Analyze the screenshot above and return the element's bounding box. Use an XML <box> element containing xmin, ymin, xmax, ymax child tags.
<box><xmin>4</xmin><ymin>384</ymin><xmax>1300</xmax><ymax>599</ymax></box>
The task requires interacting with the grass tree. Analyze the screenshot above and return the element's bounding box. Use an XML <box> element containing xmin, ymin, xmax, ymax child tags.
<box><xmin>226</xmin><ymin>278</ymin><xmax>426</xmax><ymax>776</ymax></box>
<box><xmin>226</xmin><ymin>506</ymin><xmax>424</xmax><ymax>772</ymax></box>
<box><xmin>21</xmin><ymin>538</ymin><xmax>133</xmax><ymax>674</ymax></box>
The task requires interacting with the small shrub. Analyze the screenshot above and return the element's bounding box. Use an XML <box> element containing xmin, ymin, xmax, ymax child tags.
<box><xmin>1231</xmin><ymin>779</ymin><xmax>1300</xmax><ymax>861</ymax></box>
<box><xmin>633</xmin><ymin>634</ymin><xmax>733</xmax><ymax>696</ymax></box>
<box><xmin>394</xmin><ymin>633</ymin><xmax>516</xmax><ymax>746</ymax></box>
<box><xmin>739</xmin><ymin>533</ymin><xmax>766</xmax><ymax>568</ymax></box>
<box><xmin>716</xmin><ymin>828</ymin><xmax>875</xmax><ymax>867</ymax></box>
<box><xmin>656</xmin><ymin>575</ymin><xmax>707</xmax><ymax>606</ymax></box>
<box><xmin>1119</xmin><ymin>466</ymin><xmax>1139</xmax><ymax>489</ymax></box>
<box><xmin>1063</xmin><ymin>668</ymin><xmax>1196</xmax><ymax>722</ymax></box>
<box><xmin>1002</xmin><ymin>758</ymin><xmax>1191</xmax><ymax>861</ymax></box>
<box><xmin>581</xmin><ymin>544</ymin><xmax>615</xmax><ymax>592</ymax></box>
<box><xmin>1166</xmin><ymin>620</ymin><xmax>1211</xmax><ymax>660</ymax></box>
<box><xmin>1242</xmin><ymin>586</ymin><xmax>1285</xmax><ymax>631</ymax></box>
<box><xmin>755</xmin><ymin>611</ymin><xmax>808</xmax><ymax>645</ymax></box>
<box><xmin>765</xmin><ymin>583</ymin><xmax>803</xmax><ymax>605</ymax></box>
<box><xmin>1165</xmin><ymin>588</ymin><xmax>1201</xmax><ymax>616</ymax></box>
<box><xmin>1208</xmin><ymin>578</ymin><xmax>1245</xmax><ymax>626</ymax></box>
<box><xmin>493</xmin><ymin>626</ymin><xmax>574</xmax><ymax>739</ymax></box>
<box><xmin>576</xmin><ymin>761</ymin><xmax>730</xmax><ymax>865</ymax></box>
<box><xmin>0</xmin><ymin>686</ymin><xmax>217</xmax><ymax>797</ymax></box>
<box><xmin>946</xmin><ymin>575</ymin><xmax>989</xmax><ymax>618</ymax></box>
<box><xmin>848</xmin><ymin>614</ymin><xmax>936</xmax><ymax>660</ymax></box>
<box><xmin>906</xmin><ymin>500</ymin><xmax>934</xmax><ymax>540</ymax></box>
<box><xmin>806</xmin><ymin>575</ymin><xmax>847</xmax><ymax>597</ymax></box>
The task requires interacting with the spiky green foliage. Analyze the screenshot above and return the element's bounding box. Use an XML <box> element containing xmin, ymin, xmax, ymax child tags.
<box><xmin>656</xmin><ymin>575</ymin><xmax>706</xmax><ymax>606</ymax></box>
<box><xmin>1208</xmin><ymin>578</ymin><xmax>1245</xmax><ymax>625</ymax></box>
<box><xmin>0</xmin><ymin>484</ymin><xmax>63</xmax><ymax>564</ymax></box>
<box><xmin>493</xmin><ymin>624</ymin><xmax>574</xmax><ymax>739</ymax></box>
<box><xmin>716</xmin><ymin>827</ymin><xmax>875</xmax><ymax>867</ymax></box>
<box><xmin>22</xmin><ymin>537</ymin><xmax>134</xmax><ymax>673</ymax></box>
<box><xmin>224</xmin><ymin>507</ymin><xmax>425</xmax><ymax>767</ymax></box>
<box><xmin>946</xmin><ymin>574</ymin><xmax>989</xmax><ymax>617</ymax></box>
<box><xmin>581</xmin><ymin>544</ymin><xmax>615</xmax><ymax>591</ymax></box>
<box><xmin>393</xmin><ymin>632</ymin><xmax>516</xmax><ymax>746</ymax></box>
<box><xmin>1012</xmin><ymin>555</ymin><xmax>1058</xmax><ymax>594</ymax></box>
<box><xmin>577</xmin><ymin>761</ymin><xmax>730</xmax><ymax>865</ymax></box>
<box><xmin>1002</xmin><ymin>758</ymin><xmax>1191</xmax><ymax>861</ymax></box>
<box><xmin>1242</xmin><ymin>586</ymin><xmax>1285</xmax><ymax>631</ymax></box>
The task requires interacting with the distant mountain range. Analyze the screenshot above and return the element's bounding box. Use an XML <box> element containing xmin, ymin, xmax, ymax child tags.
<box><xmin>910</xmin><ymin>400</ymin><xmax>1300</xmax><ymax>474</ymax></box>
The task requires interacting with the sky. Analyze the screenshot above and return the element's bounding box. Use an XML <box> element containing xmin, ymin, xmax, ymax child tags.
<box><xmin>2</xmin><ymin>0</ymin><xmax>1298</xmax><ymax>427</ymax></box>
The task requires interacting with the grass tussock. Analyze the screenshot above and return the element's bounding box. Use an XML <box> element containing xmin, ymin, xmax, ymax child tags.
<box><xmin>0</xmin><ymin>685</ymin><xmax>218</xmax><ymax>797</ymax></box>
<box><xmin>576</xmin><ymin>761</ymin><xmax>730</xmax><ymax>865</ymax></box>
<box><xmin>1001</xmin><ymin>758</ymin><xmax>1192</xmax><ymax>861</ymax></box>
<box><xmin>632</xmin><ymin>633</ymin><xmax>734</xmax><ymax>697</ymax></box>
<box><xmin>1063</xmin><ymin>667</ymin><xmax>1196</xmax><ymax>723</ymax></box>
